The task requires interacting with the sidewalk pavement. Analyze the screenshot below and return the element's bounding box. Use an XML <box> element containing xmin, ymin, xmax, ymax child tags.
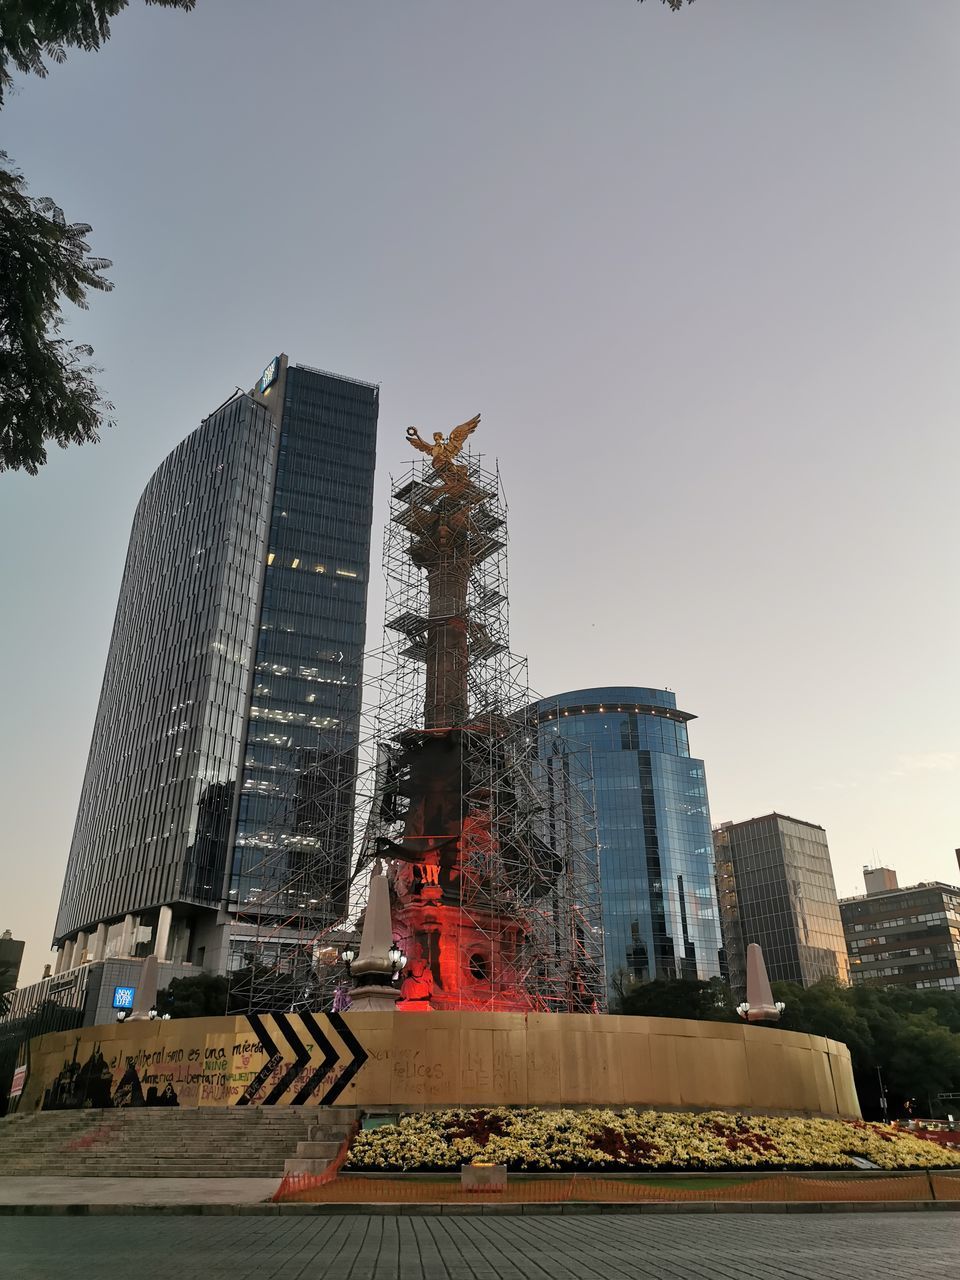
<box><xmin>1</xmin><ymin>1176</ymin><xmax>958</xmax><ymax>1217</ymax></box>
<box><xmin>0</xmin><ymin>1176</ymin><xmax>279</xmax><ymax>1206</ymax></box>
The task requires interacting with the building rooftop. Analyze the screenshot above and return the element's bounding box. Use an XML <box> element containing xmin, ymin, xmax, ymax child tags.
<box><xmin>839</xmin><ymin>880</ymin><xmax>960</xmax><ymax>905</ymax></box>
<box><xmin>294</xmin><ymin>361</ymin><xmax>380</xmax><ymax>391</ymax></box>
<box><xmin>715</xmin><ymin>812</ymin><xmax>826</xmax><ymax>833</ymax></box>
<box><xmin>532</xmin><ymin>687</ymin><xmax>694</xmax><ymax>723</ymax></box>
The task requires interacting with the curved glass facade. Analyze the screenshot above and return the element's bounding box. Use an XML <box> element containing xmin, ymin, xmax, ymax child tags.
<box><xmin>533</xmin><ymin>686</ymin><xmax>723</xmax><ymax>995</ymax></box>
<box><xmin>55</xmin><ymin>393</ymin><xmax>277</xmax><ymax>952</ymax></box>
<box><xmin>54</xmin><ymin>359</ymin><xmax>379</xmax><ymax>973</ymax></box>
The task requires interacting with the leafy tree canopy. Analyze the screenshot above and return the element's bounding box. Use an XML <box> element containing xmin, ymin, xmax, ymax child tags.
<box><xmin>0</xmin><ymin>1</ymin><xmax>195</xmax><ymax>102</ymax></box>
<box><xmin>775</xmin><ymin>979</ymin><xmax>960</xmax><ymax>1116</ymax></box>
<box><xmin>157</xmin><ymin>972</ymin><xmax>229</xmax><ymax>1019</ymax></box>
<box><xmin>615</xmin><ymin>976</ymin><xmax>737</xmax><ymax>1022</ymax></box>
<box><xmin>1</xmin><ymin>3</ymin><xmax>197</xmax><ymax>473</ymax></box>
<box><xmin>774</xmin><ymin>979</ymin><xmax>875</xmax><ymax>1066</ymax></box>
<box><xmin>0</xmin><ymin>153</ymin><xmax>114</xmax><ymax>473</ymax></box>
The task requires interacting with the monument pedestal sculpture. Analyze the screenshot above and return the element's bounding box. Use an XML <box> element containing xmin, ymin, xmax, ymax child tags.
<box><xmin>372</xmin><ymin>417</ymin><xmax>558</xmax><ymax>1012</ymax></box>
<box><xmin>348</xmin><ymin>863</ymin><xmax>404</xmax><ymax>1013</ymax></box>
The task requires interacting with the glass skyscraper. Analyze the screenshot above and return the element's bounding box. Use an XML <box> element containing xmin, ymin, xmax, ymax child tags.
<box><xmin>53</xmin><ymin>356</ymin><xmax>378</xmax><ymax>977</ymax></box>
<box><xmin>714</xmin><ymin>813</ymin><xmax>849</xmax><ymax>992</ymax></box>
<box><xmin>532</xmin><ymin>686</ymin><xmax>724</xmax><ymax>996</ymax></box>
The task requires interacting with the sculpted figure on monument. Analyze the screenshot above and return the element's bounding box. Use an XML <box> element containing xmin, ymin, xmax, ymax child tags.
<box><xmin>406</xmin><ymin>413</ymin><xmax>480</xmax><ymax>483</ymax></box>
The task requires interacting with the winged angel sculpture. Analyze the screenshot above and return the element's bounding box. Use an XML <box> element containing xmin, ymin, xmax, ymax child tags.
<box><xmin>406</xmin><ymin>414</ymin><xmax>480</xmax><ymax>487</ymax></box>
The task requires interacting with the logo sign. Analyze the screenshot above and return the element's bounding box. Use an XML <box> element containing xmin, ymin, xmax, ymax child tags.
<box><xmin>258</xmin><ymin>356</ymin><xmax>280</xmax><ymax>394</ymax></box>
<box><xmin>112</xmin><ymin>985</ymin><xmax>136</xmax><ymax>1011</ymax></box>
<box><xmin>48</xmin><ymin>970</ymin><xmax>83</xmax><ymax>995</ymax></box>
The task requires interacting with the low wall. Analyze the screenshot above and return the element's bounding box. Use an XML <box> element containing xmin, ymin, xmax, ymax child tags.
<box><xmin>16</xmin><ymin>1010</ymin><xmax>861</xmax><ymax>1118</ymax></box>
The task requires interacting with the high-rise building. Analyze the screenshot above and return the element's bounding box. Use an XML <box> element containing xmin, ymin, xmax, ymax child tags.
<box><xmin>840</xmin><ymin>868</ymin><xmax>960</xmax><ymax>991</ymax></box>
<box><xmin>713</xmin><ymin>813</ymin><xmax>849</xmax><ymax>991</ymax></box>
<box><xmin>863</xmin><ymin>866</ymin><xmax>899</xmax><ymax>896</ymax></box>
<box><xmin>531</xmin><ymin>686</ymin><xmax>724</xmax><ymax>995</ymax></box>
<box><xmin>0</xmin><ymin>932</ymin><xmax>24</xmax><ymax>1001</ymax></box>
<box><xmin>52</xmin><ymin>355</ymin><xmax>379</xmax><ymax>981</ymax></box>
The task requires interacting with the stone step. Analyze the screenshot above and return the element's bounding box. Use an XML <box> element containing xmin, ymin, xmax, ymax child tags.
<box><xmin>4</xmin><ymin>1141</ymin><xmax>308</xmax><ymax>1152</ymax></box>
<box><xmin>4</xmin><ymin>1162</ymin><xmax>289</xmax><ymax>1172</ymax></box>
<box><xmin>5</xmin><ymin>1172</ymin><xmax>288</xmax><ymax>1176</ymax></box>
<box><xmin>0</xmin><ymin>1105</ymin><xmax>358</xmax><ymax>1178</ymax></box>
<box><xmin>2</xmin><ymin>1161</ymin><xmax>287</xmax><ymax>1170</ymax></box>
<box><xmin>2</xmin><ymin>1107</ymin><xmax>354</xmax><ymax>1119</ymax></box>
<box><xmin>283</xmin><ymin>1157</ymin><xmax>333</xmax><ymax>1175</ymax></box>
<box><xmin>2</xmin><ymin>1112</ymin><xmax>316</xmax><ymax>1121</ymax></box>
<box><xmin>293</xmin><ymin>1140</ymin><xmax>342</xmax><ymax>1159</ymax></box>
<box><xmin>1</xmin><ymin>1162</ymin><xmax>288</xmax><ymax>1172</ymax></box>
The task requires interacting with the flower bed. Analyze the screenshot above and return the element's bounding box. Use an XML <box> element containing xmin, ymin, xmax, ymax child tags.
<box><xmin>344</xmin><ymin>1108</ymin><xmax>960</xmax><ymax>1173</ymax></box>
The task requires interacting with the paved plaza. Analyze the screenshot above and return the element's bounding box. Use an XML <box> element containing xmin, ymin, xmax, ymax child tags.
<box><xmin>2</xmin><ymin>1213</ymin><xmax>958</xmax><ymax>1280</ymax></box>
<box><xmin>0</xmin><ymin>1175</ymin><xmax>279</xmax><ymax>1206</ymax></box>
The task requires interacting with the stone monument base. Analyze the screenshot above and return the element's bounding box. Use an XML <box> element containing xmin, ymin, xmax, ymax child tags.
<box><xmin>17</xmin><ymin>1010</ymin><xmax>860</xmax><ymax>1118</ymax></box>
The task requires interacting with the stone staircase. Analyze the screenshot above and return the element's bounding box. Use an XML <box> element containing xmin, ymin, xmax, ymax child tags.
<box><xmin>0</xmin><ymin>1107</ymin><xmax>357</xmax><ymax>1178</ymax></box>
<box><xmin>283</xmin><ymin>1109</ymin><xmax>360</xmax><ymax>1175</ymax></box>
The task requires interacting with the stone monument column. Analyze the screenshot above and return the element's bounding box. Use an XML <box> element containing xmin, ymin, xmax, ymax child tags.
<box><xmin>348</xmin><ymin>862</ymin><xmax>403</xmax><ymax>1012</ymax></box>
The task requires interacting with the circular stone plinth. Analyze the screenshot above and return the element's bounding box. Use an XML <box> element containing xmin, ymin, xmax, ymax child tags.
<box><xmin>18</xmin><ymin>1010</ymin><xmax>859</xmax><ymax>1117</ymax></box>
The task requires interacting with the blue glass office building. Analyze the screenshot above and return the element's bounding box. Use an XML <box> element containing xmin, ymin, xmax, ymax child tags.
<box><xmin>53</xmin><ymin>355</ymin><xmax>378</xmax><ymax>977</ymax></box>
<box><xmin>532</xmin><ymin>687</ymin><xmax>723</xmax><ymax>994</ymax></box>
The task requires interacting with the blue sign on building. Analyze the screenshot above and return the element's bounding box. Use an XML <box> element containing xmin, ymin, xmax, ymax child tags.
<box><xmin>112</xmin><ymin>985</ymin><xmax>136</xmax><ymax>1010</ymax></box>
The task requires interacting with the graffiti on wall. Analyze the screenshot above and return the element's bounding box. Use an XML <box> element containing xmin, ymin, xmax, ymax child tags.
<box><xmin>30</xmin><ymin>1011</ymin><xmax>367</xmax><ymax>1111</ymax></box>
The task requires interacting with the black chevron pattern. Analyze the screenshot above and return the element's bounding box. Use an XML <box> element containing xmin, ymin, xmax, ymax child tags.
<box><xmin>235</xmin><ymin>1010</ymin><xmax>368</xmax><ymax>1106</ymax></box>
<box><xmin>235</xmin><ymin>1013</ymin><xmax>283</xmax><ymax>1106</ymax></box>
<box><xmin>262</xmin><ymin>1012</ymin><xmax>311</xmax><ymax>1105</ymax></box>
<box><xmin>290</xmin><ymin>1011</ymin><xmax>339</xmax><ymax>1105</ymax></box>
<box><xmin>319</xmin><ymin>1011</ymin><xmax>369</xmax><ymax>1105</ymax></box>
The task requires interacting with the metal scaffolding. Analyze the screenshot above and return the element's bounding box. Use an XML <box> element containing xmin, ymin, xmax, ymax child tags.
<box><xmin>365</xmin><ymin>450</ymin><xmax>606</xmax><ymax>1013</ymax></box>
<box><xmin>226</xmin><ymin>446</ymin><xmax>606</xmax><ymax>1016</ymax></box>
<box><xmin>224</xmin><ymin>661</ymin><xmax>365</xmax><ymax>1015</ymax></box>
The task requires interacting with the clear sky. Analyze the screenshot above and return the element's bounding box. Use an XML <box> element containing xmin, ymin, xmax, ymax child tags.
<box><xmin>2</xmin><ymin>1</ymin><xmax>959</xmax><ymax>983</ymax></box>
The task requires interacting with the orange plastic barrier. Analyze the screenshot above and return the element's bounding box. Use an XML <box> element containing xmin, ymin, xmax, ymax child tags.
<box><xmin>272</xmin><ymin>1169</ymin><xmax>938</xmax><ymax>1206</ymax></box>
<box><xmin>272</xmin><ymin>1118</ymin><xmax>360</xmax><ymax>1202</ymax></box>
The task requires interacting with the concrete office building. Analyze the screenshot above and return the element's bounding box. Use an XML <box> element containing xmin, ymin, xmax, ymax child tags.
<box><xmin>841</xmin><ymin>868</ymin><xmax>960</xmax><ymax>991</ymax></box>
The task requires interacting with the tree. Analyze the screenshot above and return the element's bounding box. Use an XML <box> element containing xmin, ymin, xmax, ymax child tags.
<box><xmin>1</xmin><ymin>155</ymin><xmax>114</xmax><ymax>473</ymax></box>
<box><xmin>157</xmin><ymin>972</ymin><xmax>229</xmax><ymax>1019</ymax></box>
<box><xmin>1</xmin><ymin>3</ymin><xmax>196</xmax><ymax>474</ymax></box>
<box><xmin>847</xmin><ymin>985</ymin><xmax>960</xmax><ymax>1115</ymax></box>
<box><xmin>616</xmin><ymin>976</ymin><xmax>737</xmax><ymax>1022</ymax></box>
<box><xmin>0</xmin><ymin>1</ymin><xmax>196</xmax><ymax>102</ymax></box>
<box><xmin>773</xmin><ymin>979</ymin><xmax>875</xmax><ymax>1067</ymax></box>
<box><xmin>773</xmin><ymin>979</ymin><xmax>960</xmax><ymax>1119</ymax></box>
<box><xmin>879</xmin><ymin>1012</ymin><xmax>960</xmax><ymax>1113</ymax></box>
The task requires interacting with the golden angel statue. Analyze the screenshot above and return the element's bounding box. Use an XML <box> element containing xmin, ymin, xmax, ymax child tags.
<box><xmin>406</xmin><ymin>414</ymin><xmax>480</xmax><ymax>476</ymax></box>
